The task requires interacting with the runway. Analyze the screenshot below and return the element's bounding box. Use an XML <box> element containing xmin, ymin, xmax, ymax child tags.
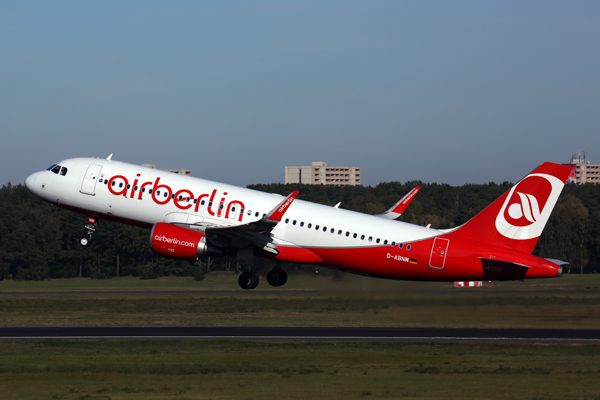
<box><xmin>1</xmin><ymin>326</ymin><xmax>600</xmax><ymax>343</ymax></box>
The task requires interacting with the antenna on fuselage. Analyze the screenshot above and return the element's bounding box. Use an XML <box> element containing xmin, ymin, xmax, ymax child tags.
<box><xmin>106</xmin><ymin>154</ymin><xmax>113</xmax><ymax>160</ymax></box>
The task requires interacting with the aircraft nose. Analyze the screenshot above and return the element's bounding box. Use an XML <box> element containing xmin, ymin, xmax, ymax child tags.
<box><xmin>25</xmin><ymin>173</ymin><xmax>36</xmax><ymax>191</ymax></box>
<box><xmin>25</xmin><ymin>172</ymin><xmax>42</xmax><ymax>194</ymax></box>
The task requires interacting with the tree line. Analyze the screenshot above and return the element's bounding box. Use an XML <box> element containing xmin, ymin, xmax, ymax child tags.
<box><xmin>0</xmin><ymin>179</ymin><xmax>598</xmax><ymax>280</ymax></box>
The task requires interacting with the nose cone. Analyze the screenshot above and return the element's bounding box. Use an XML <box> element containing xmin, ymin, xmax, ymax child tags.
<box><xmin>25</xmin><ymin>171</ymin><xmax>44</xmax><ymax>196</ymax></box>
<box><xmin>25</xmin><ymin>172</ymin><xmax>37</xmax><ymax>192</ymax></box>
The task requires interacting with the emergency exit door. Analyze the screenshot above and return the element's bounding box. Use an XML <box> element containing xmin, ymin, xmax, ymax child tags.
<box><xmin>429</xmin><ymin>237</ymin><xmax>449</xmax><ymax>270</ymax></box>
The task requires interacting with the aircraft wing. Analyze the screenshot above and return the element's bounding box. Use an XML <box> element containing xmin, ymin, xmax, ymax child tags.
<box><xmin>375</xmin><ymin>187</ymin><xmax>420</xmax><ymax>220</ymax></box>
<box><xmin>172</xmin><ymin>191</ymin><xmax>299</xmax><ymax>254</ymax></box>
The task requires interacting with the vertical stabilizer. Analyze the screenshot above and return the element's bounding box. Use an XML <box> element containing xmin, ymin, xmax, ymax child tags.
<box><xmin>452</xmin><ymin>162</ymin><xmax>572</xmax><ymax>254</ymax></box>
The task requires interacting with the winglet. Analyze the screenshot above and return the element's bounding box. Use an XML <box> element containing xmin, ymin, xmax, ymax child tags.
<box><xmin>265</xmin><ymin>191</ymin><xmax>299</xmax><ymax>223</ymax></box>
<box><xmin>376</xmin><ymin>187</ymin><xmax>421</xmax><ymax>220</ymax></box>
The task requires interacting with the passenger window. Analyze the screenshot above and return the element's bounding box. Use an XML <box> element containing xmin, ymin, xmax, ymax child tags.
<box><xmin>308</xmin><ymin>223</ymin><xmax>312</xmax><ymax>229</ymax></box>
<box><xmin>399</xmin><ymin>243</ymin><xmax>404</xmax><ymax>249</ymax></box>
<box><xmin>368</xmin><ymin>237</ymin><xmax>372</xmax><ymax>242</ymax></box>
<box><xmin>376</xmin><ymin>238</ymin><xmax>380</xmax><ymax>244</ymax></box>
<box><xmin>59</xmin><ymin>167</ymin><xmax>68</xmax><ymax>176</ymax></box>
<box><xmin>338</xmin><ymin>230</ymin><xmax>342</xmax><ymax>235</ymax></box>
<box><xmin>285</xmin><ymin>218</ymin><xmax>289</xmax><ymax>223</ymax></box>
<box><xmin>407</xmin><ymin>245</ymin><xmax>412</xmax><ymax>250</ymax></box>
<box><xmin>346</xmin><ymin>232</ymin><xmax>350</xmax><ymax>237</ymax></box>
<box><xmin>315</xmin><ymin>225</ymin><xmax>319</xmax><ymax>230</ymax></box>
<box><xmin>361</xmin><ymin>235</ymin><xmax>365</xmax><ymax>240</ymax></box>
<box><xmin>293</xmin><ymin>220</ymin><xmax>297</xmax><ymax>225</ymax></box>
<box><xmin>255</xmin><ymin>212</ymin><xmax>259</xmax><ymax>217</ymax></box>
<box><xmin>300</xmin><ymin>222</ymin><xmax>304</xmax><ymax>227</ymax></box>
<box><xmin>384</xmin><ymin>240</ymin><xmax>388</xmax><ymax>245</ymax></box>
<box><xmin>164</xmin><ymin>192</ymin><xmax>168</xmax><ymax>198</ymax></box>
<box><xmin>353</xmin><ymin>233</ymin><xmax>357</xmax><ymax>239</ymax></box>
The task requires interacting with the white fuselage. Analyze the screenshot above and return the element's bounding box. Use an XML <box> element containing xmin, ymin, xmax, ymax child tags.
<box><xmin>25</xmin><ymin>157</ymin><xmax>441</xmax><ymax>251</ymax></box>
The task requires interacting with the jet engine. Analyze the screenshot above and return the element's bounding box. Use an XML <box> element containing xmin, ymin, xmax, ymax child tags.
<box><xmin>150</xmin><ymin>222</ymin><xmax>222</xmax><ymax>258</ymax></box>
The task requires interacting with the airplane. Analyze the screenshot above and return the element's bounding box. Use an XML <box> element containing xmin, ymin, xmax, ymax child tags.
<box><xmin>25</xmin><ymin>156</ymin><xmax>571</xmax><ymax>289</ymax></box>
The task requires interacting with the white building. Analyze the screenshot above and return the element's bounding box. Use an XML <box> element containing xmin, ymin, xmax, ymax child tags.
<box><xmin>565</xmin><ymin>152</ymin><xmax>600</xmax><ymax>185</ymax></box>
<box><xmin>142</xmin><ymin>164</ymin><xmax>191</xmax><ymax>176</ymax></box>
<box><xmin>285</xmin><ymin>162</ymin><xmax>361</xmax><ymax>186</ymax></box>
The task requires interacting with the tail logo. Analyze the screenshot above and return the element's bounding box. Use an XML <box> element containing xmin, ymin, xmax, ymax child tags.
<box><xmin>495</xmin><ymin>173</ymin><xmax>562</xmax><ymax>240</ymax></box>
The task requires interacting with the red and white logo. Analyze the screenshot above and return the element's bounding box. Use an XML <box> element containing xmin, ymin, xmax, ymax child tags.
<box><xmin>495</xmin><ymin>173</ymin><xmax>562</xmax><ymax>240</ymax></box>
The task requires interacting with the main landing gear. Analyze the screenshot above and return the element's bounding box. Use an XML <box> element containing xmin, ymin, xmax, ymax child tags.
<box><xmin>238</xmin><ymin>271</ymin><xmax>259</xmax><ymax>290</ymax></box>
<box><xmin>238</xmin><ymin>267</ymin><xmax>288</xmax><ymax>290</ymax></box>
<box><xmin>267</xmin><ymin>266</ymin><xmax>287</xmax><ymax>287</ymax></box>
<box><xmin>236</xmin><ymin>247</ymin><xmax>288</xmax><ymax>290</ymax></box>
<box><xmin>80</xmin><ymin>217</ymin><xmax>97</xmax><ymax>247</ymax></box>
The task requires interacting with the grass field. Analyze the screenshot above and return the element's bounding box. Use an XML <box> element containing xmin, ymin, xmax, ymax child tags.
<box><xmin>1</xmin><ymin>340</ymin><xmax>599</xmax><ymax>400</ymax></box>
<box><xmin>1</xmin><ymin>273</ymin><xmax>600</xmax><ymax>329</ymax></box>
<box><xmin>1</xmin><ymin>273</ymin><xmax>600</xmax><ymax>399</ymax></box>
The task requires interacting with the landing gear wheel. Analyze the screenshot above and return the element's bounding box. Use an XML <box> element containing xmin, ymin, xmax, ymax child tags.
<box><xmin>238</xmin><ymin>272</ymin><xmax>259</xmax><ymax>290</ymax></box>
<box><xmin>80</xmin><ymin>217</ymin><xmax>97</xmax><ymax>247</ymax></box>
<box><xmin>267</xmin><ymin>268</ymin><xmax>288</xmax><ymax>287</ymax></box>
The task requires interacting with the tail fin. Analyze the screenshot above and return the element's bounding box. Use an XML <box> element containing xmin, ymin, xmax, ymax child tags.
<box><xmin>452</xmin><ymin>162</ymin><xmax>572</xmax><ymax>254</ymax></box>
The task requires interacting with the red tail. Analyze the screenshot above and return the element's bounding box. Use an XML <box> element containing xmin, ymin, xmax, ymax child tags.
<box><xmin>452</xmin><ymin>162</ymin><xmax>572</xmax><ymax>254</ymax></box>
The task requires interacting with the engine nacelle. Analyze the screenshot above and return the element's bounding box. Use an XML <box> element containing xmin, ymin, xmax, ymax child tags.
<box><xmin>150</xmin><ymin>223</ymin><xmax>222</xmax><ymax>259</ymax></box>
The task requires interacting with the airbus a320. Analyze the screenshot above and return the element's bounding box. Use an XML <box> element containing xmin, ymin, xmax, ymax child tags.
<box><xmin>25</xmin><ymin>156</ymin><xmax>571</xmax><ymax>289</ymax></box>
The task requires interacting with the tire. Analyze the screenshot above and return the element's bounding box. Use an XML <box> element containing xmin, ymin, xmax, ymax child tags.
<box><xmin>267</xmin><ymin>269</ymin><xmax>287</xmax><ymax>287</ymax></box>
<box><xmin>238</xmin><ymin>272</ymin><xmax>259</xmax><ymax>290</ymax></box>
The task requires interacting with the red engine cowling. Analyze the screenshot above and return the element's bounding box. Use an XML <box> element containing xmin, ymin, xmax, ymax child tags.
<box><xmin>150</xmin><ymin>223</ymin><xmax>221</xmax><ymax>259</ymax></box>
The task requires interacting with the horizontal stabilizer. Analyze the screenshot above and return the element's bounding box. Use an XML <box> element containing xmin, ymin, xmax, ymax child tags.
<box><xmin>479</xmin><ymin>257</ymin><xmax>530</xmax><ymax>269</ymax></box>
<box><xmin>545</xmin><ymin>258</ymin><xmax>569</xmax><ymax>266</ymax></box>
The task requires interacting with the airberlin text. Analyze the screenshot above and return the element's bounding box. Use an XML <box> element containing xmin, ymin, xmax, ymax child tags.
<box><xmin>387</xmin><ymin>253</ymin><xmax>410</xmax><ymax>263</ymax></box>
<box><xmin>107</xmin><ymin>174</ymin><xmax>245</xmax><ymax>222</ymax></box>
<box><xmin>154</xmin><ymin>235</ymin><xmax>195</xmax><ymax>248</ymax></box>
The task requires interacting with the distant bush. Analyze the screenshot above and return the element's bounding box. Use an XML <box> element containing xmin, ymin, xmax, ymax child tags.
<box><xmin>193</xmin><ymin>270</ymin><xmax>205</xmax><ymax>282</ymax></box>
<box><xmin>139</xmin><ymin>271</ymin><xmax>160</xmax><ymax>280</ymax></box>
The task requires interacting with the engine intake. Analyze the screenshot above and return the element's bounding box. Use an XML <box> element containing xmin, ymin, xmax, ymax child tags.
<box><xmin>150</xmin><ymin>222</ymin><xmax>222</xmax><ymax>258</ymax></box>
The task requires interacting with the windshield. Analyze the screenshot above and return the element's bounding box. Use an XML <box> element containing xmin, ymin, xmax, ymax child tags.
<box><xmin>47</xmin><ymin>164</ymin><xmax>67</xmax><ymax>176</ymax></box>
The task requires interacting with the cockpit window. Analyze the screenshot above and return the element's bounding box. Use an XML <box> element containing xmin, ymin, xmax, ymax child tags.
<box><xmin>48</xmin><ymin>165</ymin><xmax>62</xmax><ymax>174</ymax></box>
<box><xmin>47</xmin><ymin>164</ymin><xmax>67</xmax><ymax>175</ymax></box>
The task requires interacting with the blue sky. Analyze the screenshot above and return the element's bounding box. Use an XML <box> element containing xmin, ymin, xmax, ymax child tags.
<box><xmin>2</xmin><ymin>1</ymin><xmax>599</xmax><ymax>187</ymax></box>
